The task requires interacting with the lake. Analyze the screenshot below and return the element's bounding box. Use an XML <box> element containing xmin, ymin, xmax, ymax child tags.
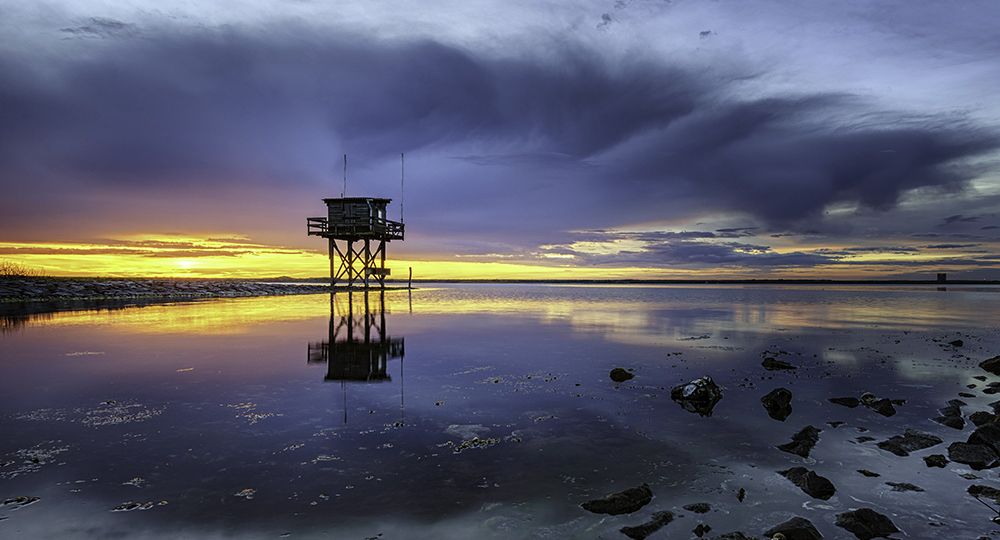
<box><xmin>2</xmin><ymin>284</ymin><xmax>999</xmax><ymax>538</ymax></box>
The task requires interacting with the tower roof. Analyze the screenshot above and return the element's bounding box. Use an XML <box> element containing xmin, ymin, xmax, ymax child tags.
<box><xmin>322</xmin><ymin>197</ymin><xmax>392</xmax><ymax>204</ymax></box>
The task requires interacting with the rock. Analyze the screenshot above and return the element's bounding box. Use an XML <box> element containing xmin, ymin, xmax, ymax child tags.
<box><xmin>949</xmin><ymin>339</ymin><xmax>964</xmax><ymax>347</ymax></box>
<box><xmin>580</xmin><ymin>483</ymin><xmax>653</xmax><ymax>515</ymax></box>
<box><xmin>1</xmin><ymin>496</ymin><xmax>40</xmax><ymax>509</ymax></box>
<box><xmin>610</xmin><ymin>368</ymin><xmax>634</xmax><ymax>383</ymax></box>
<box><xmin>969</xmin><ymin>484</ymin><xmax>1000</xmax><ymax>504</ymax></box>
<box><xmin>875</xmin><ymin>429</ymin><xmax>943</xmax><ymax>457</ymax></box>
<box><xmin>980</xmin><ymin>356</ymin><xmax>1000</xmax><ymax>376</ymax></box>
<box><xmin>683</xmin><ymin>502</ymin><xmax>711</xmax><ymax>514</ymax></box>
<box><xmin>969</xmin><ymin>411</ymin><xmax>997</xmax><ymax>426</ymax></box>
<box><xmin>857</xmin><ymin>469</ymin><xmax>880</xmax><ymax>477</ymax></box>
<box><xmin>761</xmin><ymin>388</ymin><xmax>793</xmax><ymax>421</ymax></box>
<box><xmin>827</xmin><ymin>421</ymin><xmax>845</xmax><ymax>428</ymax></box>
<box><xmin>779</xmin><ymin>467</ymin><xmax>837</xmax><ymax>500</ymax></box>
<box><xmin>933</xmin><ymin>415</ymin><xmax>965</xmax><ymax>429</ymax></box>
<box><xmin>923</xmin><ymin>454</ymin><xmax>948</xmax><ymax>468</ymax></box>
<box><xmin>830</xmin><ymin>396</ymin><xmax>861</xmax><ymax>408</ymax></box>
<box><xmin>671</xmin><ymin>376</ymin><xmax>723</xmax><ymax>417</ymax></box>
<box><xmin>762</xmin><ymin>357</ymin><xmax>797</xmax><ymax>370</ymax></box>
<box><xmin>947</xmin><ymin>442</ymin><xmax>999</xmax><ymax>470</ymax></box>
<box><xmin>763</xmin><ymin>516</ymin><xmax>822</xmax><ymax>540</ymax></box>
<box><xmin>777</xmin><ymin>426</ymin><xmax>822</xmax><ymax>458</ymax></box>
<box><xmin>835</xmin><ymin>508</ymin><xmax>900</xmax><ymax>540</ymax></box>
<box><xmin>736</xmin><ymin>488</ymin><xmax>746</xmax><ymax>502</ymax></box>
<box><xmin>619</xmin><ymin>510</ymin><xmax>674</xmax><ymax>539</ymax></box>
<box><xmin>863</xmin><ymin>397</ymin><xmax>896</xmax><ymax>417</ymax></box>
<box><xmin>693</xmin><ymin>523</ymin><xmax>712</xmax><ymax>537</ymax></box>
<box><xmin>710</xmin><ymin>534</ymin><xmax>752</xmax><ymax>540</ymax></box>
<box><xmin>886</xmin><ymin>482</ymin><xmax>924</xmax><ymax>492</ymax></box>
<box><xmin>968</xmin><ymin>423</ymin><xmax>1000</xmax><ymax>454</ymax></box>
<box><xmin>938</xmin><ymin>405</ymin><xmax>962</xmax><ymax>417</ymax></box>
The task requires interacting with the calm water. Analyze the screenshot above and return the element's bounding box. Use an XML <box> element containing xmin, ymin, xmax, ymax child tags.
<box><xmin>1</xmin><ymin>284</ymin><xmax>999</xmax><ymax>539</ymax></box>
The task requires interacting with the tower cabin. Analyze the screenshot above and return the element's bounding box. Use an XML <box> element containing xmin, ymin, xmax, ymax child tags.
<box><xmin>307</xmin><ymin>197</ymin><xmax>404</xmax><ymax>290</ymax></box>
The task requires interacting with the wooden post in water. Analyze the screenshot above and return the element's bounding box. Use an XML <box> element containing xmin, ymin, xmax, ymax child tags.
<box><xmin>408</xmin><ymin>266</ymin><xmax>412</xmax><ymax>289</ymax></box>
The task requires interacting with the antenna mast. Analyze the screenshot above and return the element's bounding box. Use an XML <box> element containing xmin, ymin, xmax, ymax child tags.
<box><xmin>399</xmin><ymin>153</ymin><xmax>406</xmax><ymax>223</ymax></box>
<box><xmin>342</xmin><ymin>154</ymin><xmax>347</xmax><ymax>198</ymax></box>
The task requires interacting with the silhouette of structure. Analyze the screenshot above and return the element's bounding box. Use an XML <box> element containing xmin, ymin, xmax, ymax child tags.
<box><xmin>307</xmin><ymin>198</ymin><xmax>404</xmax><ymax>290</ymax></box>
<box><xmin>308</xmin><ymin>292</ymin><xmax>404</xmax><ymax>383</ymax></box>
<box><xmin>307</xmin><ymin>292</ymin><xmax>406</xmax><ymax>423</ymax></box>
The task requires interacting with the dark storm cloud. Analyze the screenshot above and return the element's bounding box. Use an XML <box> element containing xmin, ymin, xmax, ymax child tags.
<box><xmin>941</xmin><ymin>214</ymin><xmax>981</xmax><ymax>225</ymax></box>
<box><xmin>715</xmin><ymin>227</ymin><xmax>757</xmax><ymax>237</ymax></box>
<box><xmin>923</xmin><ymin>243</ymin><xmax>980</xmax><ymax>249</ymax></box>
<box><xmin>1</xmin><ymin>21</ymin><xmax>998</xmax><ymax>251</ymax></box>
<box><xmin>60</xmin><ymin>17</ymin><xmax>137</xmax><ymax>39</ymax></box>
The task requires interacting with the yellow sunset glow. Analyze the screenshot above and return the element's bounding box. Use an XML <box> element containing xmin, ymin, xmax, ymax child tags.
<box><xmin>0</xmin><ymin>232</ymin><xmax>991</xmax><ymax>280</ymax></box>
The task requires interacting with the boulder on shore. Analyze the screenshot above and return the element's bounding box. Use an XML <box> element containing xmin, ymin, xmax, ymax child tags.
<box><xmin>580</xmin><ymin>483</ymin><xmax>653</xmax><ymax>515</ymax></box>
<box><xmin>968</xmin><ymin>422</ymin><xmax>1000</xmax><ymax>454</ymax></box>
<box><xmin>671</xmin><ymin>376</ymin><xmax>723</xmax><ymax>417</ymax></box>
<box><xmin>779</xmin><ymin>467</ymin><xmax>836</xmax><ymax>500</ymax></box>
<box><xmin>875</xmin><ymin>429</ymin><xmax>943</xmax><ymax>457</ymax></box>
<box><xmin>777</xmin><ymin>426</ymin><xmax>822</xmax><ymax>458</ymax></box>
<box><xmin>829</xmin><ymin>396</ymin><xmax>861</xmax><ymax>408</ymax></box>
<box><xmin>619</xmin><ymin>510</ymin><xmax>673</xmax><ymax>539</ymax></box>
<box><xmin>969</xmin><ymin>411</ymin><xmax>997</xmax><ymax>426</ymax></box>
<box><xmin>762</xmin><ymin>357</ymin><xmax>797</xmax><ymax>371</ymax></box>
<box><xmin>761</xmin><ymin>388</ymin><xmax>793</xmax><ymax>421</ymax></box>
<box><xmin>969</xmin><ymin>484</ymin><xmax>1000</xmax><ymax>504</ymax></box>
<box><xmin>980</xmin><ymin>356</ymin><xmax>1000</xmax><ymax>376</ymax></box>
<box><xmin>947</xmin><ymin>441</ymin><xmax>999</xmax><ymax>470</ymax></box>
<box><xmin>923</xmin><ymin>454</ymin><xmax>948</xmax><ymax>468</ymax></box>
<box><xmin>835</xmin><ymin>508</ymin><xmax>900</xmax><ymax>540</ymax></box>
<box><xmin>763</xmin><ymin>516</ymin><xmax>822</xmax><ymax>540</ymax></box>
<box><xmin>860</xmin><ymin>392</ymin><xmax>896</xmax><ymax>417</ymax></box>
<box><xmin>609</xmin><ymin>368</ymin><xmax>634</xmax><ymax>383</ymax></box>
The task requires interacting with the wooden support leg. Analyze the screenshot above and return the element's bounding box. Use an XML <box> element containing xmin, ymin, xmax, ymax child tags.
<box><xmin>379</xmin><ymin>240</ymin><xmax>386</xmax><ymax>289</ymax></box>
<box><xmin>347</xmin><ymin>241</ymin><xmax>354</xmax><ymax>289</ymax></box>
<box><xmin>327</xmin><ymin>238</ymin><xmax>337</xmax><ymax>294</ymax></box>
<box><xmin>364</xmin><ymin>239</ymin><xmax>371</xmax><ymax>290</ymax></box>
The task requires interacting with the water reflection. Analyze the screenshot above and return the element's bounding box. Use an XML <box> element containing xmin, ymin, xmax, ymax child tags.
<box><xmin>3</xmin><ymin>284</ymin><xmax>1000</xmax><ymax>539</ymax></box>
<box><xmin>307</xmin><ymin>292</ymin><xmax>406</xmax><ymax>424</ymax></box>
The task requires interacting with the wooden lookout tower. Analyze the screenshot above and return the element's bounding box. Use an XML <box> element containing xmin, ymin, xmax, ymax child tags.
<box><xmin>307</xmin><ymin>197</ymin><xmax>404</xmax><ymax>290</ymax></box>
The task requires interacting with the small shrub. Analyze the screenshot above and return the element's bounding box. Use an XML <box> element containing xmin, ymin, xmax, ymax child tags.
<box><xmin>0</xmin><ymin>260</ymin><xmax>44</xmax><ymax>278</ymax></box>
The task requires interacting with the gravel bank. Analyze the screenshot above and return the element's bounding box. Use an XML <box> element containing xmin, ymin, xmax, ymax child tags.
<box><xmin>0</xmin><ymin>277</ymin><xmax>330</xmax><ymax>303</ymax></box>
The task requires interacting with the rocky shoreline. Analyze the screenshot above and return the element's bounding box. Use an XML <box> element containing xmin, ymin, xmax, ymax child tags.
<box><xmin>0</xmin><ymin>277</ymin><xmax>331</xmax><ymax>303</ymax></box>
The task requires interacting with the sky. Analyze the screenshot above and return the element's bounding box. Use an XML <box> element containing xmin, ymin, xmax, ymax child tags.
<box><xmin>1</xmin><ymin>0</ymin><xmax>999</xmax><ymax>279</ymax></box>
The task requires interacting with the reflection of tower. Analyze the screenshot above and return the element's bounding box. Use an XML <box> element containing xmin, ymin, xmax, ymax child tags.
<box><xmin>307</xmin><ymin>291</ymin><xmax>405</xmax><ymax>422</ymax></box>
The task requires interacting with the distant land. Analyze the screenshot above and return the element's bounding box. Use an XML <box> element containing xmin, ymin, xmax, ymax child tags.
<box><xmin>279</xmin><ymin>276</ymin><xmax>1000</xmax><ymax>286</ymax></box>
